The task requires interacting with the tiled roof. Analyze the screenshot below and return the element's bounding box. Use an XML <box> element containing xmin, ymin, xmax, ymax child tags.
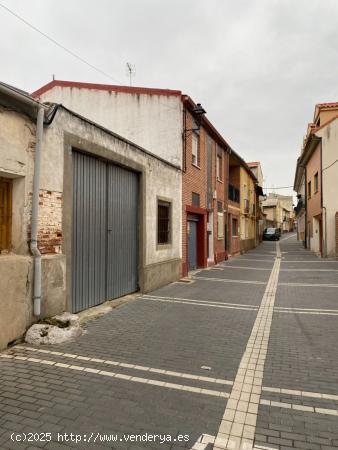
<box><xmin>316</xmin><ymin>101</ymin><xmax>338</xmax><ymax>109</ymax></box>
<box><xmin>247</xmin><ymin>162</ymin><xmax>260</xmax><ymax>167</ymax></box>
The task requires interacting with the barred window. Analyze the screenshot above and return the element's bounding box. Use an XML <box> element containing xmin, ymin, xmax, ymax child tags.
<box><xmin>157</xmin><ymin>200</ymin><xmax>171</xmax><ymax>244</ymax></box>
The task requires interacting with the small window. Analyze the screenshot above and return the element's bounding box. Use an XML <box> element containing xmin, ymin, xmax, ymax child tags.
<box><xmin>232</xmin><ymin>218</ymin><xmax>238</xmax><ymax>236</ymax></box>
<box><xmin>0</xmin><ymin>178</ymin><xmax>12</xmax><ymax>252</ymax></box>
<box><xmin>192</xmin><ymin>132</ymin><xmax>199</xmax><ymax>166</ymax></box>
<box><xmin>314</xmin><ymin>172</ymin><xmax>318</xmax><ymax>193</ymax></box>
<box><xmin>216</xmin><ymin>147</ymin><xmax>223</xmax><ymax>180</ymax></box>
<box><xmin>308</xmin><ymin>180</ymin><xmax>312</xmax><ymax>198</ymax></box>
<box><xmin>192</xmin><ymin>192</ymin><xmax>200</xmax><ymax>207</ymax></box>
<box><xmin>157</xmin><ymin>200</ymin><xmax>171</xmax><ymax>245</ymax></box>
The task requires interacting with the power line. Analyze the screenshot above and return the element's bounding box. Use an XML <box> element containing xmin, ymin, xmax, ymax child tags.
<box><xmin>322</xmin><ymin>159</ymin><xmax>338</xmax><ymax>172</ymax></box>
<box><xmin>0</xmin><ymin>2</ymin><xmax>123</xmax><ymax>84</ymax></box>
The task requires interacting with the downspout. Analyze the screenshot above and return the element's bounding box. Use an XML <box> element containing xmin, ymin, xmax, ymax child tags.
<box><xmin>304</xmin><ymin>166</ymin><xmax>308</xmax><ymax>249</ymax></box>
<box><xmin>30</xmin><ymin>106</ymin><xmax>45</xmax><ymax>316</ymax></box>
<box><xmin>320</xmin><ymin>138</ymin><xmax>327</xmax><ymax>257</ymax></box>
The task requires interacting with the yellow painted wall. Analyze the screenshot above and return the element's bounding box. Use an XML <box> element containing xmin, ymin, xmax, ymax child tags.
<box><xmin>239</xmin><ymin>166</ymin><xmax>256</xmax><ymax>243</ymax></box>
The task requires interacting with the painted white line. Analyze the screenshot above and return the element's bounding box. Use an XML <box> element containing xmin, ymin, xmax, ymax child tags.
<box><xmin>280</xmin><ymin>234</ymin><xmax>297</xmax><ymax>241</ymax></box>
<box><xmin>9</xmin><ymin>346</ymin><xmax>234</xmax><ymax>386</ymax></box>
<box><xmin>260</xmin><ymin>398</ymin><xmax>338</xmax><ymax>415</ymax></box>
<box><xmin>279</xmin><ymin>282</ymin><xmax>338</xmax><ymax>288</ymax></box>
<box><xmin>274</xmin><ymin>309</ymin><xmax>338</xmax><ymax>316</ymax></box>
<box><xmin>275</xmin><ymin>306</ymin><xmax>338</xmax><ymax>313</ymax></box>
<box><xmin>214</xmin><ymin>242</ymin><xmax>281</xmax><ymax>450</ymax></box>
<box><xmin>280</xmin><ymin>260</ymin><xmax>338</xmax><ymax>263</ymax></box>
<box><xmin>0</xmin><ymin>354</ymin><xmax>230</xmax><ymax>398</ymax></box>
<box><xmin>224</xmin><ymin>258</ymin><xmax>274</xmax><ymax>263</ymax></box>
<box><xmin>262</xmin><ymin>386</ymin><xmax>338</xmax><ymax>401</ymax></box>
<box><xmin>142</xmin><ymin>296</ymin><xmax>259</xmax><ymax>312</ymax></box>
<box><xmin>4</xmin><ymin>345</ymin><xmax>338</xmax><ymax>401</ymax></box>
<box><xmin>192</xmin><ymin>276</ymin><xmax>266</xmax><ymax>285</ymax></box>
<box><xmin>214</xmin><ymin>266</ymin><xmax>271</xmax><ymax>271</ymax></box>
<box><xmin>280</xmin><ymin>268</ymin><xmax>338</xmax><ymax>272</ymax></box>
<box><xmin>145</xmin><ymin>295</ymin><xmax>258</xmax><ymax>310</ymax></box>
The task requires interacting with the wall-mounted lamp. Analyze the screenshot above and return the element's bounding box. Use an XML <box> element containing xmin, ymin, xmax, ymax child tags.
<box><xmin>184</xmin><ymin>103</ymin><xmax>206</xmax><ymax>133</ymax></box>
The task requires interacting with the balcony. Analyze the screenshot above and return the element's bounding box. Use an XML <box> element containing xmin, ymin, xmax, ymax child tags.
<box><xmin>229</xmin><ymin>184</ymin><xmax>240</xmax><ymax>203</ymax></box>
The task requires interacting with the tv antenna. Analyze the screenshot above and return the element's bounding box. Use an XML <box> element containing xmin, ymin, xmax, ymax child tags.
<box><xmin>126</xmin><ymin>62</ymin><xmax>136</xmax><ymax>86</ymax></box>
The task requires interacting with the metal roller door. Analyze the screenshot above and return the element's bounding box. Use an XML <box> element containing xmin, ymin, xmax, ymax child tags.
<box><xmin>72</xmin><ymin>151</ymin><xmax>138</xmax><ymax>313</ymax></box>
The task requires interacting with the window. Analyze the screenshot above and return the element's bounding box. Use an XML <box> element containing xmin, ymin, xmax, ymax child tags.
<box><xmin>229</xmin><ymin>184</ymin><xmax>240</xmax><ymax>203</ymax></box>
<box><xmin>192</xmin><ymin>132</ymin><xmax>199</xmax><ymax>166</ymax></box>
<box><xmin>0</xmin><ymin>178</ymin><xmax>12</xmax><ymax>252</ymax></box>
<box><xmin>232</xmin><ymin>218</ymin><xmax>238</xmax><ymax>236</ymax></box>
<box><xmin>314</xmin><ymin>172</ymin><xmax>318</xmax><ymax>193</ymax></box>
<box><xmin>308</xmin><ymin>180</ymin><xmax>312</xmax><ymax>198</ymax></box>
<box><xmin>192</xmin><ymin>192</ymin><xmax>200</xmax><ymax>207</ymax></box>
<box><xmin>217</xmin><ymin>201</ymin><xmax>223</xmax><ymax>239</ymax></box>
<box><xmin>157</xmin><ymin>200</ymin><xmax>171</xmax><ymax>245</ymax></box>
<box><xmin>216</xmin><ymin>147</ymin><xmax>223</xmax><ymax>181</ymax></box>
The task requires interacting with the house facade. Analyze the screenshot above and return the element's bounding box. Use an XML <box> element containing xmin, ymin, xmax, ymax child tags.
<box><xmin>34</xmin><ymin>80</ymin><xmax>251</xmax><ymax>275</ymax></box>
<box><xmin>181</xmin><ymin>96</ymin><xmax>229</xmax><ymax>274</ymax></box>
<box><xmin>0</xmin><ymin>82</ymin><xmax>181</xmax><ymax>349</ymax></box>
<box><xmin>239</xmin><ymin>165</ymin><xmax>257</xmax><ymax>252</ymax></box>
<box><xmin>294</xmin><ymin>101</ymin><xmax>338</xmax><ymax>257</ymax></box>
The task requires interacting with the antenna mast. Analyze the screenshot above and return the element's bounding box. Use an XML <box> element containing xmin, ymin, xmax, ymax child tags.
<box><xmin>126</xmin><ymin>62</ymin><xmax>136</xmax><ymax>86</ymax></box>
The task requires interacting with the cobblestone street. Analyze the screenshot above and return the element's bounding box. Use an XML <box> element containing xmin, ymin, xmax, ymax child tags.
<box><xmin>1</xmin><ymin>234</ymin><xmax>338</xmax><ymax>450</ymax></box>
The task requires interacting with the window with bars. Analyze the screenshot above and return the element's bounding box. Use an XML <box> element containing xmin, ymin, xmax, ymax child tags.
<box><xmin>157</xmin><ymin>200</ymin><xmax>171</xmax><ymax>245</ymax></box>
<box><xmin>0</xmin><ymin>178</ymin><xmax>12</xmax><ymax>251</ymax></box>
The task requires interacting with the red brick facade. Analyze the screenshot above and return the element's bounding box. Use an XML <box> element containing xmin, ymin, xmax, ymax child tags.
<box><xmin>182</xmin><ymin>104</ymin><xmax>228</xmax><ymax>276</ymax></box>
<box><xmin>28</xmin><ymin>190</ymin><xmax>63</xmax><ymax>254</ymax></box>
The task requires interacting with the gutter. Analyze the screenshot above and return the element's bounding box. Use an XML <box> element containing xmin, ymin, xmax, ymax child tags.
<box><xmin>30</xmin><ymin>106</ymin><xmax>45</xmax><ymax>316</ymax></box>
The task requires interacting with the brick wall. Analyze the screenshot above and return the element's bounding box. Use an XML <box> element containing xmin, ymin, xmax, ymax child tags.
<box><xmin>28</xmin><ymin>190</ymin><xmax>62</xmax><ymax>254</ymax></box>
<box><xmin>182</xmin><ymin>109</ymin><xmax>228</xmax><ymax>274</ymax></box>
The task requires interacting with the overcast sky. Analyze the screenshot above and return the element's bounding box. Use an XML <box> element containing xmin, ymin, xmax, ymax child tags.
<box><xmin>1</xmin><ymin>0</ymin><xmax>338</xmax><ymax>197</ymax></box>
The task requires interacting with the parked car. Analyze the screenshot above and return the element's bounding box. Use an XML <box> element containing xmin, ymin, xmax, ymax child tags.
<box><xmin>263</xmin><ymin>228</ymin><xmax>280</xmax><ymax>241</ymax></box>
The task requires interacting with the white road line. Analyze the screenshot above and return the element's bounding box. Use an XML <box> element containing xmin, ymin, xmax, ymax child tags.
<box><xmin>214</xmin><ymin>242</ymin><xmax>281</xmax><ymax>450</ymax></box>
<box><xmin>192</xmin><ymin>276</ymin><xmax>266</xmax><ymax>285</ymax></box>
<box><xmin>0</xmin><ymin>354</ymin><xmax>230</xmax><ymax>398</ymax></box>
<box><xmin>9</xmin><ymin>347</ymin><xmax>234</xmax><ymax>386</ymax></box>
<box><xmin>274</xmin><ymin>309</ymin><xmax>338</xmax><ymax>316</ymax></box>
<box><xmin>262</xmin><ymin>386</ymin><xmax>338</xmax><ymax>401</ymax></box>
<box><xmin>4</xmin><ymin>349</ymin><xmax>338</xmax><ymax>408</ymax></box>
<box><xmin>260</xmin><ymin>398</ymin><xmax>338</xmax><ymax>416</ymax></box>
<box><xmin>223</xmin><ymin>259</ymin><xmax>274</xmax><ymax>263</ymax></box>
<box><xmin>275</xmin><ymin>306</ymin><xmax>338</xmax><ymax>313</ymax></box>
<box><xmin>213</xmin><ymin>266</ymin><xmax>271</xmax><ymax>271</ymax></box>
<box><xmin>280</xmin><ymin>234</ymin><xmax>297</xmax><ymax>241</ymax></box>
<box><xmin>280</xmin><ymin>268</ymin><xmax>338</xmax><ymax>272</ymax></box>
<box><xmin>279</xmin><ymin>282</ymin><xmax>338</xmax><ymax>288</ymax></box>
<box><xmin>280</xmin><ymin>260</ymin><xmax>338</xmax><ymax>263</ymax></box>
<box><xmin>142</xmin><ymin>297</ymin><xmax>259</xmax><ymax>312</ymax></box>
<box><xmin>144</xmin><ymin>295</ymin><xmax>258</xmax><ymax>310</ymax></box>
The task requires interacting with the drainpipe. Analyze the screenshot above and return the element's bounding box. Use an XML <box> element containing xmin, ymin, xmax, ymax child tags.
<box><xmin>30</xmin><ymin>106</ymin><xmax>45</xmax><ymax>316</ymax></box>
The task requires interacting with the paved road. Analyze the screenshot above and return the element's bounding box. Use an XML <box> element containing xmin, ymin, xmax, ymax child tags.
<box><xmin>1</xmin><ymin>235</ymin><xmax>338</xmax><ymax>450</ymax></box>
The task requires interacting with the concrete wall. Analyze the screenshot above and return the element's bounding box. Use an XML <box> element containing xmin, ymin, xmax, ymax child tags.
<box><xmin>36</xmin><ymin>86</ymin><xmax>183</xmax><ymax>168</ymax></box>
<box><xmin>317</xmin><ymin>119</ymin><xmax>338</xmax><ymax>257</ymax></box>
<box><xmin>0</xmin><ymin>107</ymin><xmax>66</xmax><ymax>350</ymax></box>
<box><xmin>46</xmin><ymin>108</ymin><xmax>181</xmax><ymax>309</ymax></box>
